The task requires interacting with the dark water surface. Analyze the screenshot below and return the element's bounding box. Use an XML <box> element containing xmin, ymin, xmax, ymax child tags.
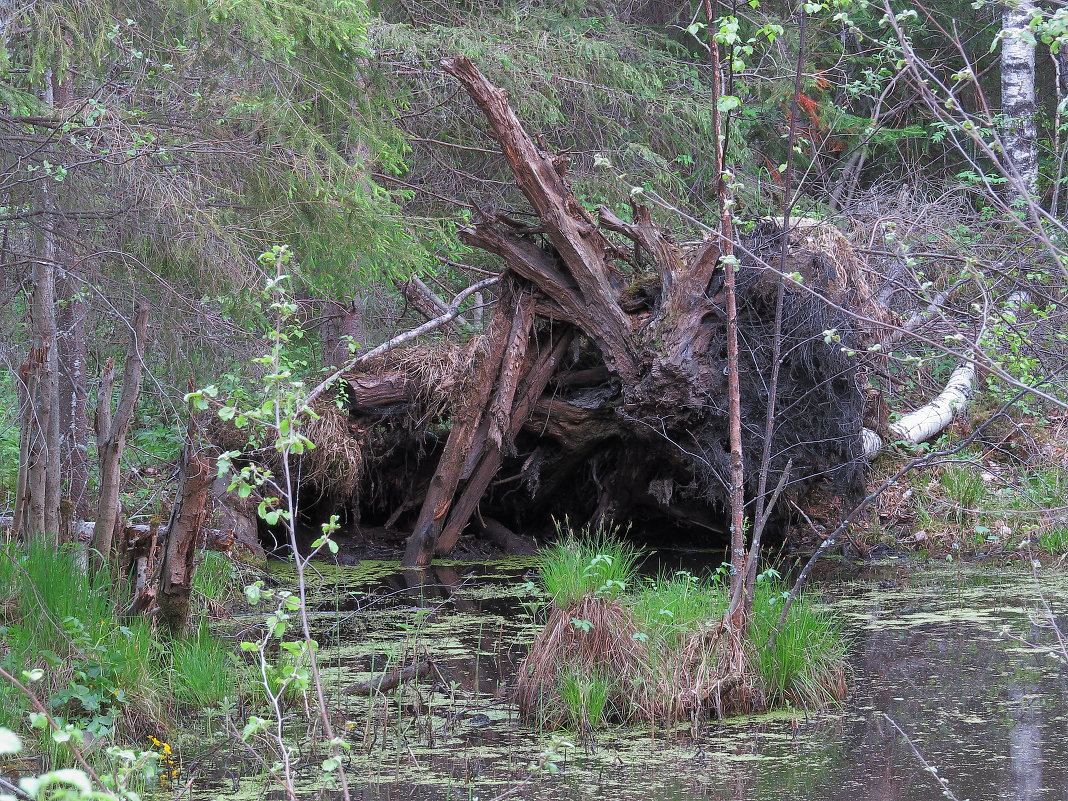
<box><xmin>189</xmin><ymin>553</ymin><xmax>1068</xmax><ymax>801</ymax></box>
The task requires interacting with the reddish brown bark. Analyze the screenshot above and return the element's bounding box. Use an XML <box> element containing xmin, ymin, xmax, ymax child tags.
<box><xmin>156</xmin><ymin>418</ymin><xmax>215</xmax><ymax>636</ymax></box>
<box><xmin>403</xmin><ymin>279</ymin><xmax>535</xmax><ymax>565</ymax></box>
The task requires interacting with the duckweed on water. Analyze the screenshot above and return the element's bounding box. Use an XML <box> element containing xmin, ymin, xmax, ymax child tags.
<box><xmin>180</xmin><ymin>552</ymin><xmax>1068</xmax><ymax>801</ymax></box>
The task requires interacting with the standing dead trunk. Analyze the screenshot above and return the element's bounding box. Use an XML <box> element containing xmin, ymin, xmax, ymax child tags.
<box><xmin>320</xmin><ymin>297</ymin><xmax>371</xmax><ymax>368</ymax></box>
<box><xmin>92</xmin><ymin>303</ymin><xmax>149</xmax><ymax>568</ymax></box>
<box><xmin>1001</xmin><ymin>0</ymin><xmax>1039</xmax><ymax>203</ymax></box>
<box><xmin>57</xmin><ymin>263</ymin><xmax>90</xmax><ymax>526</ymax></box>
<box><xmin>14</xmin><ymin>199</ymin><xmax>62</xmax><ymax>543</ymax></box>
<box><xmin>211</xmin><ymin>475</ymin><xmax>265</xmax><ymax>562</ymax></box>
<box><xmin>157</xmin><ymin>417</ymin><xmax>214</xmax><ymax>636</ymax></box>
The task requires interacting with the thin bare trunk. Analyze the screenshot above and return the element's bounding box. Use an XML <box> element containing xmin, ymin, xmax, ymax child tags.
<box><xmin>92</xmin><ymin>303</ymin><xmax>148</xmax><ymax>567</ymax></box>
<box><xmin>57</xmin><ymin>264</ymin><xmax>90</xmax><ymax>524</ymax></box>
<box><xmin>703</xmin><ymin>0</ymin><xmax>748</xmax><ymax>647</ymax></box>
<box><xmin>745</xmin><ymin>8</ymin><xmax>807</xmax><ymax>610</ymax></box>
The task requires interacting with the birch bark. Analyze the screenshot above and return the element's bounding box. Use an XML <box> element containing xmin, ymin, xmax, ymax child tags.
<box><xmin>1001</xmin><ymin>0</ymin><xmax>1040</xmax><ymax>201</ymax></box>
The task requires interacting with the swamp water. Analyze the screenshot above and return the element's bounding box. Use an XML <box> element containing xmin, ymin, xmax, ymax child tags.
<box><xmin>188</xmin><ymin>554</ymin><xmax>1068</xmax><ymax>801</ymax></box>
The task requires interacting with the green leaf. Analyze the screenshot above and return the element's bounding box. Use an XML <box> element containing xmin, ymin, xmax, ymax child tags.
<box><xmin>717</xmin><ymin>95</ymin><xmax>741</xmax><ymax>112</ymax></box>
<box><xmin>242</xmin><ymin>716</ymin><xmax>269</xmax><ymax>740</ymax></box>
<box><xmin>244</xmin><ymin>582</ymin><xmax>263</xmax><ymax>605</ymax></box>
<box><xmin>0</xmin><ymin>728</ymin><xmax>22</xmax><ymax>755</ymax></box>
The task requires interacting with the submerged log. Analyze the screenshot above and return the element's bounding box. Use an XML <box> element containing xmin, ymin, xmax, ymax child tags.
<box><xmin>347</xmin><ymin>661</ymin><xmax>433</xmax><ymax>695</ymax></box>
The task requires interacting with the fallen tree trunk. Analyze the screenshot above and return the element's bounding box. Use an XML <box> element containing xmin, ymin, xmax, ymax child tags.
<box><xmin>0</xmin><ymin>517</ymin><xmax>240</xmax><ymax>553</ymax></box>
<box><xmin>861</xmin><ymin>292</ymin><xmax>1031</xmax><ymax>456</ymax></box>
<box><xmin>861</xmin><ymin>363</ymin><xmax>975</xmax><ymax>455</ymax></box>
<box><xmin>359</xmin><ymin>59</ymin><xmax>873</xmax><ymax>562</ymax></box>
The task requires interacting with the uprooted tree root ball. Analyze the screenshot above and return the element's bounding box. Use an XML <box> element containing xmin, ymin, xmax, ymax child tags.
<box><xmin>207</xmin><ymin>60</ymin><xmax>893</xmax><ymax>564</ymax></box>
<box><xmin>515</xmin><ymin>531</ymin><xmax>848</xmax><ymax>729</ymax></box>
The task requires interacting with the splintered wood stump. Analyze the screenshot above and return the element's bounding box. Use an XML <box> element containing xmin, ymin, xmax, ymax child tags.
<box><xmin>256</xmin><ymin>58</ymin><xmax>878</xmax><ymax>565</ymax></box>
<box><xmin>156</xmin><ymin>419</ymin><xmax>215</xmax><ymax>635</ymax></box>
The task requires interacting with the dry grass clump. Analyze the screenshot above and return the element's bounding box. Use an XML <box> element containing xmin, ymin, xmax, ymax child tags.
<box><xmin>207</xmin><ymin>396</ymin><xmax>365</xmax><ymax>499</ymax></box>
<box><xmin>516</xmin><ymin>529</ymin><xmax>848</xmax><ymax>731</ymax></box>
<box><xmin>351</xmin><ymin>338</ymin><xmax>480</xmax><ymax>422</ymax></box>
<box><xmin>516</xmin><ymin>596</ymin><xmax>644</xmax><ymax>727</ymax></box>
<box><xmin>299</xmin><ymin>400</ymin><xmax>364</xmax><ymax>497</ymax></box>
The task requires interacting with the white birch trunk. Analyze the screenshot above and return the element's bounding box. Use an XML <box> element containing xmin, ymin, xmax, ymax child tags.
<box><xmin>1001</xmin><ymin>0</ymin><xmax>1040</xmax><ymax>201</ymax></box>
<box><xmin>863</xmin><ymin>292</ymin><xmax>1030</xmax><ymax>456</ymax></box>
<box><xmin>862</xmin><ymin>364</ymin><xmax>975</xmax><ymax>456</ymax></box>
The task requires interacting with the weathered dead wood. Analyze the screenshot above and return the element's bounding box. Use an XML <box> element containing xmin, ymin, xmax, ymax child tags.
<box><xmin>211</xmin><ymin>475</ymin><xmax>264</xmax><ymax>560</ymax></box>
<box><xmin>0</xmin><ymin>518</ymin><xmax>238</xmax><ymax>553</ymax></box>
<box><xmin>434</xmin><ymin>327</ymin><xmax>572</xmax><ymax>556</ymax></box>
<box><xmin>296</xmin><ymin>59</ymin><xmax>876</xmax><ymax>564</ymax></box>
<box><xmin>92</xmin><ymin>302</ymin><xmax>149</xmax><ymax>567</ymax></box>
<box><xmin>347</xmin><ymin>661</ymin><xmax>432</xmax><ymax>694</ymax></box>
<box><xmin>347</xmin><ymin>371</ymin><xmax>415</xmax><ymax>408</ymax></box>
<box><xmin>156</xmin><ymin>418</ymin><xmax>214</xmax><ymax>636</ymax></box>
<box><xmin>478</xmin><ymin>518</ymin><xmax>537</xmax><ymax>555</ymax></box>
<box><xmin>441</xmin><ymin>57</ymin><xmax>638</xmax><ymax>382</ymax></box>
<box><xmin>403</xmin><ymin>279</ymin><xmax>533</xmax><ymax>565</ymax></box>
<box><xmin>395</xmin><ymin>277</ymin><xmax>466</xmax><ymax>332</ymax></box>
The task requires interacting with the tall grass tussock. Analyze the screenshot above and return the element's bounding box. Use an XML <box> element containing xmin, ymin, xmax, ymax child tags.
<box><xmin>516</xmin><ymin>524</ymin><xmax>848</xmax><ymax>730</ymax></box>
<box><xmin>0</xmin><ymin>541</ymin><xmax>240</xmax><ymax>760</ymax></box>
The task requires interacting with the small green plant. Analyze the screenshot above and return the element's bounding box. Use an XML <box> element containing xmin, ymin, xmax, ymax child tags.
<box><xmin>170</xmin><ymin>627</ymin><xmax>241</xmax><ymax>708</ymax></box>
<box><xmin>940</xmin><ymin>465</ymin><xmax>986</xmax><ymax>525</ymax></box>
<box><xmin>631</xmin><ymin>571</ymin><xmax>725</xmax><ymax>642</ymax></box>
<box><xmin>558</xmin><ymin>669</ymin><xmax>615</xmax><ymax>730</ymax></box>
<box><xmin>0</xmin><ymin>708</ymin><xmax>161</xmax><ymax>801</ymax></box>
<box><xmin>750</xmin><ymin>577</ymin><xmax>847</xmax><ymax>710</ymax></box>
<box><xmin>537</xmin><ymin>519</ymin><xmax>642</xmax><ymax>607</ymax></box>
<box><xmin>1038</xmin><ymin>527</ymin><xmax>1068</xmax><ymax>556</ymax></box>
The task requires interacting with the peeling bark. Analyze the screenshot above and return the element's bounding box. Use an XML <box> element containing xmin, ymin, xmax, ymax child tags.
<box><xmin>156</xmin><ymin>418</ymin><xmax>215</xmax><ymax>636</ymax></box>
<box><xmin>1001</xmin><ymin>0</ymin><xmax>1039</xmax><ymax>201</ymax></box>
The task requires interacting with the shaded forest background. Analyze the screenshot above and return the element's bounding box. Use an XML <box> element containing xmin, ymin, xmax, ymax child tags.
<box><xmin>1</xmin><ymin>0</ymin><xmax>1066</xmax><ymax>551</ymax></box>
